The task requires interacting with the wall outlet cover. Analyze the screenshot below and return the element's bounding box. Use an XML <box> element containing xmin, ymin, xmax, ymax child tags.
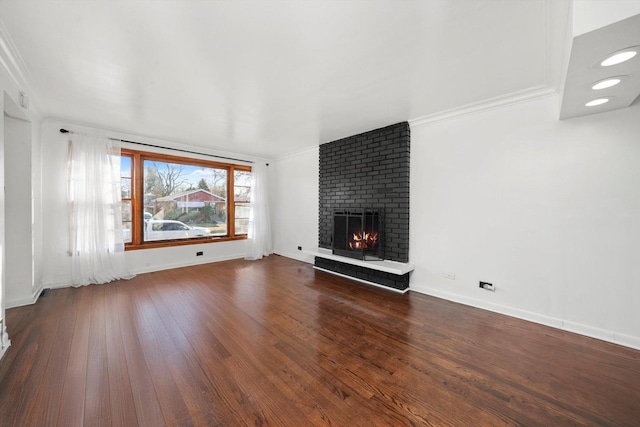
<box><xmin>479</xmin><ymin>281</ymin><xmax>495</xmax><ymax>291</ymax></box>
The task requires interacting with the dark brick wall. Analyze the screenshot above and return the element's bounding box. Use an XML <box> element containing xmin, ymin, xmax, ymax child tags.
<box><xmin>314</xmin><ymin>257</ymin><xmax>410</xmax><ymax>291</ymax></box>
<box><xmin>318</xmin><ymin>122</ymin><xmax>410</xmax><ymax>263</ymax></box>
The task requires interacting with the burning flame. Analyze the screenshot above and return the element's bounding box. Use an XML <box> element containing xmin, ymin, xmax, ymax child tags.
<box><xmin>349</xmin><ymin>231</ymin><xmax>378</xmax><ymax>250</ymax></box>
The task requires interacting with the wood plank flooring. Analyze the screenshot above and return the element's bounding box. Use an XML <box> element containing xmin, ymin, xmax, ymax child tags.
<box><xmin>1</xmin><ymin>255</ymin><xmax>639</xmax><ymax>426</ymax></box>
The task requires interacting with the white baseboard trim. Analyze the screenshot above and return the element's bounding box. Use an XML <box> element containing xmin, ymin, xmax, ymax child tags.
<box><xmin>0</xmin><ymin>343</ymin><xmax>9</xmax><ymax>361</ymax></box>
<box><xmin>613</xmin><ymin>332</ymin><xmax>640</xmax><ymax>350</ymax></box>
<box><xmin>42</xmin><ymin>254</ymin><xmax>247</xmax><ymax>290</ymax></box>
<box><xmin>129</xmin><ymin>253</ymin><xmax>246</xmax><ymax>275</ymax></box>
<box><xmin>5</xmin><ymin>285</ymin><xmax>44</xmax><ymax>309</ymax></box>
<box><xmin>274</xmin><ymin>250</ymin><xmax>315</xmax><ymax>264</ymax></box>
<box><xmin>0</xmin><ymin>322</ymin><xmax>10</xmax><ymax>361</ymax></box>
<box><xmin>410</xmin><ymin>284</ymin><xmax>640</xmax><ymax>351</ymax></box>
<box><xmin>47</xmin><ymin>281</ymin><xmax>74</xmax><ymax>290</ymax></box>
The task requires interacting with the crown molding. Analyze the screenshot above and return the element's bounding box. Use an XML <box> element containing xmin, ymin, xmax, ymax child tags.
<box><xmin>409</xmin><ymin>85</ymin><xmax>557</xmax><ymax>128</ymax></box>
<box><xmin>0</xmin><ymin>19</ymin><xmax>42</xmax><ymax>118</ymax></box>
<box><xmin>0</xmin><ymin>20</ymin><xmax>31</xmax><ymax>87</ymax></box>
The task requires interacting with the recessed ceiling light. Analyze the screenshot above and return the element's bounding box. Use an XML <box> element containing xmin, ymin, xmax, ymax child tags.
<box><xmin>592</xmin><ymin>76</ymin><xmax>625</xmax><ymax>90</ymax></box>
<box><xmin>600</xmin><ymin>47</ymin><xmax>638</xmax><ymax>67</ymax></box>
<box><xmin>585</xmin><ymin>98</ymin><xmax>610</xmax><ymax>107</ymax></box>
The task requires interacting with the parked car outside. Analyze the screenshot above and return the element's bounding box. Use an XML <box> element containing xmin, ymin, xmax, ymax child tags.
<box><xmin>145</xmin><ymin>220</ymin><xmax>211</xmax><ymax>241</ymax></box>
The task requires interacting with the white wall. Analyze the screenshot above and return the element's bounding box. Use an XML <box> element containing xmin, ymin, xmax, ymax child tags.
<box><xmin>124</xmin><ymin>239</ymin><xmax>248</xmax><ymax>275</ymax></box>
<box><xmin>0</xmin><ymin>62</ymin><xmax>42</xmax><ymax>356</ymax></box>
<box><xmin>410</xmin><ymin>95</ymin><xmax>640</xmax><ymax>349</ymax></box>
<box><xmin>32</xmin><ymin>121</ymin><xmax>43</xmax><ymax>298</ymax></box>
<box><xmin>4</xmin><ymin>115</ymin><xmax>38</xmax><ymax>307</ymax></box>
<box><xmin>0</xmin><ymin>107</ymin><xmax>5</xmax><ymax>356</ymax></box>
<box><xmin>270</xmin><ymin>147</ymin><xmax>319</xmax><ymax>263</ymax></box>
<box><xmin>40</xmin><ymin>119</ymin><xmax>256</xmax><ymax>287</ymax></box>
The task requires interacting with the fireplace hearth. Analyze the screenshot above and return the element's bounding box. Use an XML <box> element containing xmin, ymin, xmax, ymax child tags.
<box><xmin>332</xmin><ymin>209</ymin><xmax>383</xmax><ymax>261</ymax></box>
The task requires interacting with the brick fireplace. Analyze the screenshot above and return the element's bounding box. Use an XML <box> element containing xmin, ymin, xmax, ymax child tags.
<box><xmin>315</xmin><ymin>122</ymin><xmax>411</xmax><ymax>290</ymax></box>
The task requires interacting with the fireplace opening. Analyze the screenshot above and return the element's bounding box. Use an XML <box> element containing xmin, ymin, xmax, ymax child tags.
<box><xmin>332</xmin><ymin>209</ymin><xmax>383</xmax><ymax>261</ymax></box>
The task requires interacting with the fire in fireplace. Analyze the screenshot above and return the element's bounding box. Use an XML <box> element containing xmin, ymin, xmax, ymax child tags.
<box><xmin>332</xmin><ymin>209</ymin><xmax>383</xmax><ymax>261</ymax></box>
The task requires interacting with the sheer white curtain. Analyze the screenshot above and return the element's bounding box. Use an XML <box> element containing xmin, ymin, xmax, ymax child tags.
<box><xmin>68</xmin><ymin>134</ymin><xmax>134</xmax><ymax>286</ymax></box>
<box><xmin>245</xmin><ymin>163</ymin><xmax>273</xmax><ymax>260</ymax></box>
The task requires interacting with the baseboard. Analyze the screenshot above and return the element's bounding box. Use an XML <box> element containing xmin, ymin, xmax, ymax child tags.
<box><xmin>0</xmin><ymin>339</ymin><xmax>10</xmax><ymax>361</ymax></box>
<box><xmin>274</xmin><ymin>250</ymin><xmax>315</xmax><ymax>264</ymax></box>
<box><xmin>0</xmin><ymin>321</ymin><xmax>10</xmax><ymax>361</ymax></box>
<box><xmin>410</xmin><ymin>284</ymin><xmax>640</xmax><ymax>351</ymax></box>
<box><xmin>613</xmin><ymin>332</ymin><xmax>640</xmax><ymax>350</ymax></box>
<box><xmin>129</xmin><ymin>253</ymin><xmax>247</xmax><ymax>275</ymax></box>
<box><xmin>0</xmin><ymin>344</ymin><xmax>9</xmax><ymax>361</ymax></box>
<box><xmin>5</xmin><ymin>284</ymin><xmax>44</xmax><ymax>309</ymax></box>
<box><xmin>43</xmin><ymin>254</ymin><xmax>247</xmax><ymax>289</ymax></box>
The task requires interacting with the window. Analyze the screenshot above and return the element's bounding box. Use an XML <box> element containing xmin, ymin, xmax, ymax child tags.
<box><xmin>121</xmin><ymin>149</ymin><xmax>251</xmax><ymax>249</ymax></box>
<box><xmin>120</xmin><ymin>154</ymin><xmax>133</xmax><ymax>243</ymax></box>
<box><xmin>234</xmin><ymin>170</ymin><xmax>252</xmax><ymax>235</ymax></box>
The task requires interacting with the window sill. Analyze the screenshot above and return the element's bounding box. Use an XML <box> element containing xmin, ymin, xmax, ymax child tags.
<box><xmin>125</xmin><ymin>235</ymin><xmax>247</xmax><ymax>251</ymax></box>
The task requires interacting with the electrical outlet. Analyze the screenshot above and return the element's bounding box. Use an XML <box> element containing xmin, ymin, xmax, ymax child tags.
<box><xmin>297</xmin><ymin>246</ymin><xmax>302</xmax><ymax>251</ymax></box>
<box><xmin>196</xmin><ymin>251</ymin><xmax>203</xmax><ymax>256</ymax></box>
<box><xmin>443</xmin><ymin>272</ymin><xmax>455</xmax><ymax>280</ymax></box>
<box><xmin>479</xmin><ymin>281</ymin><xmax>495</xmax><ymax>292</ymax></box>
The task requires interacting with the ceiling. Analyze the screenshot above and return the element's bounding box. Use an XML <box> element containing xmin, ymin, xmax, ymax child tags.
<box><xmin>0</xmin><ymin>0</ymin><xmax>570</xmax><ymax>159</ymax></box>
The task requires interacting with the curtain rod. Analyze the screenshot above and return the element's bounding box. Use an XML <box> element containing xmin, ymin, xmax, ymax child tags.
<box><xmin>59</xmin><ymin>128</ymin><xmax>255</xmax><ymax>164</ymax></box>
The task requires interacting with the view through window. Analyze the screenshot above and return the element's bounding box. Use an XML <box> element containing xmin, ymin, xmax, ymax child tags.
<box><xmin>120</xmin><ymin>154</ymin><xmax>133</xmax><ymax>243</ymax></box>
<box><xmin>144</xmin><ymin>159</ymin><xmax>228</xmax><ymax>239</ymax></box>
<box><xmin>234</xmin><ymin>170</ymin><xmax>252</xmax><ymax>235</ymax></box>
<box><xmin>120</xmin><ymin>149</ymin><xmax>251</xmax><ymax>248</ymax></box>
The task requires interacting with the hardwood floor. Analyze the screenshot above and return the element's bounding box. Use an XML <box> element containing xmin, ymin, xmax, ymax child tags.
<box><xmin>1</xmin><ymin>255</ymin><xmax>639</xmax><ymax>426</ymax></box>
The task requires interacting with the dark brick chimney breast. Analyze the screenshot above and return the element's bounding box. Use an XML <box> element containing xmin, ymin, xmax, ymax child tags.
<box><xmin>316</xmin><ymin>122</ymin><xmax>410</xmax><ymax>289</ymax></box>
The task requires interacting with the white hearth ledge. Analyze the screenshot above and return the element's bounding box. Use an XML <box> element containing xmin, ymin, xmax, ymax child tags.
<box><xmin>312</xmin><ymin>248</ymin><xmax>415</xmax><ymax>275</ymax></box>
